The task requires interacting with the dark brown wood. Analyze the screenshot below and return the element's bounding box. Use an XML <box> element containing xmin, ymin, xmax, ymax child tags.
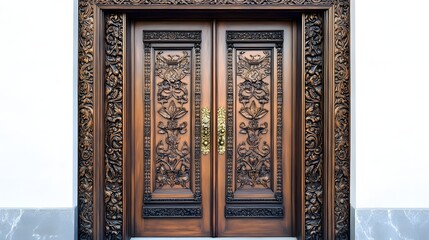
<box><xmin>77</xmin><ymin>1</ymin><xmax>351</xmax><ymax>239</ymax></box>
<box><xmin>304</xmin><ymin>13</ymin><xmax>324</xmax><ymax>239</ymax></box>
<box><xmin>77</xmin><ymin>2</ymin><xmax>95</xmax><ymax>239</ymax></box>
<box><xmin>324</xmin><ymin>8</ymin><xmax>336</xmax><ymax>240</ymax></box>
<box><xmin>215</xmin><ymin>22</ymin><xmax>294</xmax><ymax>236</ymax></box>
<box><xmin>131</xmin><ymin>22</ymin><xmax>213</xmax><ymax>237</ymax></box>
<box><xmin>333</xmin><ymin>1</ymin><xmax>351</xmax><ymax>238</ymax></box>
<box><xmin>104</xmin><ymin>13</ymin><xmax>125</xmax><ymax>239</ymax></box>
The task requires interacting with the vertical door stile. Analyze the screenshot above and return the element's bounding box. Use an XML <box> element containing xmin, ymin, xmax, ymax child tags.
<box><xmin>211</xmin><ymin>20</ymin><xmax>218</xmax><ymax>237</ymax></box>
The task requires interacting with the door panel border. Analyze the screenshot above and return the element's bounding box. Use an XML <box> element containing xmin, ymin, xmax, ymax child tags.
<box><xmin>77</xmin><ymin>1</ymin><xmax>350</xmax><ymax>239</ymax></box>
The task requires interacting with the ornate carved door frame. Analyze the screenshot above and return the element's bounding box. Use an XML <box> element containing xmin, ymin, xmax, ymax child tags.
<box><xmin>77</xmin><ymin>1</ymin><xmax>350</xmax><ymax>239</ymax></box>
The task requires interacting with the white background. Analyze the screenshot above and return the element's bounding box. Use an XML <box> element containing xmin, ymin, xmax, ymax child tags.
<box><xmin>0</xmin><ymin>0</ymin><xmax>428</xmax><ymax>209</ymax></box>
<box><xmin>0</xmin><ymin>0</ymin><xmax>75</xmax><ymax>208</ymax></box>
<box><xmin>353</xmin><ymin>0</ymin><xmax>429</xmax><ymax>208</ymax></box>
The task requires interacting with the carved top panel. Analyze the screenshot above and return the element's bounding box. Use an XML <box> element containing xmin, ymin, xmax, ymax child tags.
<box><xmin>226</xmin><ymin>31</ymin><xmax>283</xmax><ymax>43</ymax></box>
<box><xmin>96</xmin><ymin>0</ymin><xmax>333</xmax><ymax>5</ymax></box>
<box><xmin>143</xmin><ymin>31</ymin><xmax>201</xmax><ymax>42</ymax></box>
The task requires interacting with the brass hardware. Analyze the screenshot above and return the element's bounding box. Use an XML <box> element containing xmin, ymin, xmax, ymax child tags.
<box><xmin>201</xmin><ymin>107</ymin><xmax>210</xmax><ymax>155</ymax></box>
<box><xmin>217</xmin><ymin>107</ymin><xmax>226</xmax><ymax>155</ymax></box>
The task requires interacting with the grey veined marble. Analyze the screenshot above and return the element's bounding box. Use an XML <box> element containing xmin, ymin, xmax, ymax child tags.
<box><xmin>355</xmin><ymin>209</ymin><xmax>429</xmax><ymax>240</ymax></box>
<box><xmin>0</xmin><ymin>208</ymin><xmax>75</xmax><ymax>240</ymax></box>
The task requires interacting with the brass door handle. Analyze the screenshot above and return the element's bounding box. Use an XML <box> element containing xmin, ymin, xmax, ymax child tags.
<box><xmin>201</xmin><ymin>107</ymin><xmax>210</xmax><ymax>155</ymax></box>
<box><xmin>217</xmin><ymin>107</ymin><xmax>226</xmax><ymax>155</ymax></box>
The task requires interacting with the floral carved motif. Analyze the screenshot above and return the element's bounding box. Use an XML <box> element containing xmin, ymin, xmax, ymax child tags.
<box><xmin>143</xmin><ymin>31</ymin><xmax>202</xmax><ymax>206</ymax></box>
<box><xmin>105</xmin><ymin>13</ymin><xmax>124</xmax><ymax>239</ymax></box>
<box><xmin>304</xmin><ymin>13</ymin><xmax>324</xmax><ymax>240</ymax></box>
<box><xmin>334</xmin><ymin>0</ymin><xmax>351</xmax><ymax>238</ymax></box>
<box><xmin>236</xmin><ymin>51</ymin><xmax>272</xmax><ymax>189</ymax></box>
<box><xmin>225</xmin><ymin>31</ymin><xmax>284</xmax><ymax>218</ymax></box>
<box><xmin>155</xmin><ymin>51</ymin><xmax>191</xmax><ymax>189</ymax></box>
<box><xmin>78</xmin><ymin>0</ymin><xmax>94</xmax><ymax>239</ymax></box>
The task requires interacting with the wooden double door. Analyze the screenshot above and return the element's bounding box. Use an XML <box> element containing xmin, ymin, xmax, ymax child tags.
<box><xmin>131</xmin><ymin>20</ymin><xmax>295</xmax><ymax>237</ymax></box>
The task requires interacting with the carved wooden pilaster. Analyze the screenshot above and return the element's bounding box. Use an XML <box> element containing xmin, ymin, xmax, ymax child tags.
<box><xmin>334</xmin><ymin>0</ymin><xmax>351</xmax><ymax>239</ymax></box>
<box><xmin>104</xmin><ymin>13</ymin><xmax>125</xmax><ymax>239</ymax></box>
<box><xmin>304</xmin><ymin>13</ymin><xmax>324</xmax><ymax>240</ymax></box>
<box><xmin>78</xmin><ymin>0</ymin><xmax>95</xmax><ymax>239</ymax></box>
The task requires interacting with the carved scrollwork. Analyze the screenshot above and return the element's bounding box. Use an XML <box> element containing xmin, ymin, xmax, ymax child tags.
<box><xmin>226</xmin><ymin>31</ymin><xmax>284</xmax><ymax>207</ymax></box>
<box><xmin>155</xmin><ymin>51</ymin><xmax>191</xmax><ymax>189</ymax></box>
<box><xmin>227</xmin><ymin>31</ymin><xmax>283</xmax><ymax>42</ymax></box>
<box><xmin>143</xmin><ymin>31</ymin><xmax>201</xmax><ymax>42</ymax></box>
<box><xmin>225</xmin><ymin>206</ymin><xmax>283</xmax><ymax>218</ymax></box>
<box><xmin>104</xmin><ymin>13</ymin><xmax>124</xmax><ymax>239</ymax></box>
<box><xmin>143</xmin><ymin>206</ymin><xmax>202</xmax><ymax>217</ymax></box>
<box><xmin>334</xmin><ymin>0</ymin><xmax>351</xmax><ymax>238</ymax></box>
<box><xmin>95</xmin><ymin>0</ymin><xmax>333</xmax><ymax>5</ymax></box>
<box><xmin>143</xmin><ymin>31</ymin><xmax>202</xmax><ymax>204</ymax></box>
<box><xmin>304</xmin><ymin>13</ymin><xmax>323</xmax><ymax>240</ymax></box>
<box><xmin>236</xmin><ymin>50</ymin><xmax>272</xmax><ymax>189</ymax></box>
<box><xmin>78</xmin><ymin>0</ymin><xmax>94</xmax><ymax>239</ymax></box>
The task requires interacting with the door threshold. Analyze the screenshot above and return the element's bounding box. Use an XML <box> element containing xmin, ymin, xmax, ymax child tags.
<box><xmin>131</xmin><ymin>238</ymin><xmax>297</xmax><ymax>239</ymax></box>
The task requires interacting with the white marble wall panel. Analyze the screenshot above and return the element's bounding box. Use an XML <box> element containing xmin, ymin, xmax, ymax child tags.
<box><xmin>0</xmin><ymin>208</ymin><xmax>74</xmax><ymax>240</ymax></box>
<box><xmin>355</xmin><ymin>209</ymin><xmax>429</xmax><ymax>240</ymax></box>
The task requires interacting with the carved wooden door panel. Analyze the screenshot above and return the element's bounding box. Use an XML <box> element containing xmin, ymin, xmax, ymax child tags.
<box><xmin>215</xmin><ymin>22</ymin><xmax>293</xmax><ymax>236</ymax></box>
<box><xmin>132</xmin><ymin>21</ymin><xmax>293</xmax><ymax>237</ymax></box>
<box><xmin>132</xmin><ymin>22</ymin><xmax>213</xmax><ymax>236</ymax></box>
